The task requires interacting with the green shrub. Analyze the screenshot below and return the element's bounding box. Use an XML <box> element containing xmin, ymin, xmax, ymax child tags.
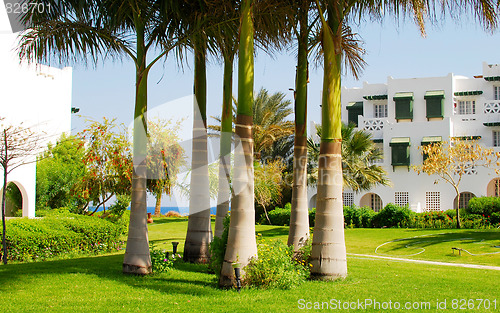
<box><xmin>260</xmin><ymin>203</ymin><xmax>291</xmax><ymax>226</ymax></box>
<box><xmin>466</xmin><ymin>197</ymin><xmax>500</xmax><ymax>215</ymax></box>
<box><xmin>209</xmin><ymin>215</ymin><xmax>230</xmax><ymax>278</ymax></box>
<box><xmin>149</xmin><ymin>243</ymin><xmax>173</xmax><ymax>274</ymax></box>
<box><xmin>408</xmin><ymin>211</ymin><xmax>455</xmax><ymax>229</ymax></box>
<box><xmin>243</xmin><ymin>236</ymin><xmax>310</xmax><ymax>289</ymax></box>
<box><xmin>344</xmin><ymin>206</ymin><xmax>376</xmax><ymax>228</ymax></box>
<box><xmin>1</xmin><ymin>214</ymin><xmax>125</xmax><ymax>262</ymax></box>
<box><xmin>372</xmin><ymin>203</ymin><xmax>413</xmax><ymax>228</ymax></box>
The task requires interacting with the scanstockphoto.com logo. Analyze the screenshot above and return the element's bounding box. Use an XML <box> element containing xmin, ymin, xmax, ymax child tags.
<box><xmin>2</xmin><ymin>0</ymin><xmax>55</xmax><ymax>33</ymax></box>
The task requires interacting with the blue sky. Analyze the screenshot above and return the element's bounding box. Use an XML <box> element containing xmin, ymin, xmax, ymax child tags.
<box><xmin>70</xmin><ymin>15</ymin><xmax>500</xmax><ymax>136</ymax></box>
<box><xmin>67</xmin><ymin>15</ymin><xmax>500</xmax><ymax>208</ymax></box>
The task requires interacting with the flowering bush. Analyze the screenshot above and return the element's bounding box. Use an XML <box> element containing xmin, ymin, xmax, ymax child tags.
<box><xmin>149</xmin><ymin>243</ymin><xmax>174</xmax><ymax>274</ymax></box>
<box><xmin>243</xmin><ymin>236</ymin><xmax>310</xmax><ymax>289</ymax></box>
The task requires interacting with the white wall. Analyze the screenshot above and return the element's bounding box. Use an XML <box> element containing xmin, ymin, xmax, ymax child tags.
<box><xmin>0</xmin><ymin>9</ymin><xmax>72</xmax><ymax>218</ymax></box>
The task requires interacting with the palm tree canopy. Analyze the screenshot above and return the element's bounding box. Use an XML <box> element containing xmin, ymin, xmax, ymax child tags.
<box><xmin>209</xmin><ymin>88</ymin><xmax>294</xmax><ymax>158</ymax></box>
<box><xmin>308</xmin><ymin>123</ymin><xmax>390</xmax><ymax>191</ymax></box>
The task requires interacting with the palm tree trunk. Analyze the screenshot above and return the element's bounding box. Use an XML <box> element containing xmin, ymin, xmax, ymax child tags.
<box><xmin>288</xmin><ymin>3</ymin><xmax>310</xmax><ymax>251</ymax></box>
<box><xmin>123</xmin><ymin>21</ymin><xmax>152</xmax><ymax>275</ymax></box>
<box><xmin>184</xmin><ymin>41</ymin><xmax>212</xmax><ymax>263</ymax></box>
<box><xmin>215</xmin><ymin>52</ymin><xmax>234</xmax><ymax>238</ymax></box>
<box><xmin>219</xmin><ymin>0</ymin><xmax>257</xmax><ymax>288</ymax></box>
<box><xmin>310</xmin><ymin>6</ymin><xmax>347</xmax><ymax>280</ymax></box>
<box><xmin>154</xmin><ymin>188</ymin><xmax>162</xmax><ymax>217</ymax></box>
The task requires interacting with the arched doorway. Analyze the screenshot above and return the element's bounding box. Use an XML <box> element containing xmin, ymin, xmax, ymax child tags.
<box><xmin>453</xmin><ymin>192</ymin><xmax>475</xmax><ymax>210</ymax></box>
<box><xmin>309</xmin><ymin>194</ymin><xmax>317</xmax><ymax>209</ymax></box>
<box><xmin>359</xmin><ymin>193</ymin><xmax>383</xmax><ymax>212</ymax></box>
<box><xmin>487</xmin><ymin>178</ymin><xmax>500</xmax><ymax>197</ymax></box>
<box><xmin>0</xmin><ymin>181</ymin><xmax>28</xmax><ymax>217</ymax></box>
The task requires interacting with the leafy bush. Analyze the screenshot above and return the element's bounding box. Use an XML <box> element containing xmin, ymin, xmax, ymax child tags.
<box><xmin>209</xmin><ymin>215</ymin><xmax>230</xmax><ymax>278</ymax></box>
<box><xmin>149</xmin><ymin>243</ymin><xmax>173</xmax><ymax>274</ymax></box>
<box><xmin>1</xmin><ymin>214</ymin><xmax>125</xmax><ymax>262</ymax></box>
<box><xmin>372</xmin><ymin>203</ymin><xmax>413</xmax><ymax>228</ymax></box>
<box><xmin>260</xmin><ymin>203</ymin><xmax>292</xmax><ymax>225</ymax></box>
<box><xmin>243</xmin><ymin>236</ymin><xmax>310</xmax><ymax>289</ymax></box>
<box><xmin>408</xmin><ymin>211</ymin><xmax>456</xmax><ymax>229</ymax></box>
<box><xmin>466</xmin><ymin>197</ymin><xmax>500</xmax><ymax>216</ymax></box>
<box><xmin>344</xmin><ymin>206</ymin><xmax>376</xmax><ymax>228</ymax></box>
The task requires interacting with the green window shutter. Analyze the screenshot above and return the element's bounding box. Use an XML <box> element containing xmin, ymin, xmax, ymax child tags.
<box><xmin>425</xmin><ymin>90</ymin><xmax>445</xmax><ymax>119</ymax></box>
<box><xmin>393</xmin><ymin>92</ymin><xmax>413</xmax><ymax>120</ymax></box>
<box><xmin>346</xmin><ymin>101</ymin><xmax>363</xmax><ymax>126</ymax></box>
<box><xmin>421</xmin><ymin>136</ymin><xmax>442</xmax><ymax>162</ymax></box>
<box><xmin>390</xmin><ymin>137</ymin><xmax>411</xmax><ymax>167</ymax></box>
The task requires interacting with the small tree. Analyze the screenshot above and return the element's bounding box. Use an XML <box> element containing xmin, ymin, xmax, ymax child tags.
<box><xmin>146</xmin><ymin>118</ymin><xmax>185</xmax><ymax>217</ymax></box>
<box><xmin>1</xmin><ymin>118</ymin><xmax>46</xmax><ymax>264</ymax></box>
<box><xmin>36</xmin><ymin>133</ymin><xmax>86</xmax><ymax>212</ymax></box>
<box><xmin>75</xmin><ymin>118</ymin><xmax>132</xmax><ymax>215</ymax></box>
<box><xmin>254</xmin><ymin>159</ymin><xmax>285</xmax><ymax>224</ymax></box>
<box><xmin>414</xmin><ymin>139</ymin><xmax>500</xmax><ymax>228</ymax></box>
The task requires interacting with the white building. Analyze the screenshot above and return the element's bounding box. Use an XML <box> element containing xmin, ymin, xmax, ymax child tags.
<box><xmin>309</xmin><ymin>62</ymin><xmax>500</xmax><ymax>213</ymax></box>
<box><xmin>0</xmin><ymin>8</ymin><xmax>72</xmax><ymax>218</ymax></box>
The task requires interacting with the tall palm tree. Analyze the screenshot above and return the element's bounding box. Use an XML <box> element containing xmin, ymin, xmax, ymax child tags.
<box><xmin>310</xmin><ymin>0</ymin><xmax>497</xmax><ymax>280</ymax></box>
<box><xmin>219</xmin><ymin>0</ymin><xmax>256</xmax><ymax>288</ymax></box>
<box><xmin>18</xmin><ymin>0</ymin><xmax>188</xmax><ymax>274</ymax></box>
<box><xmin>212</xmin><ymin>2</ymin><xmax>239</xmax><ymax>239</ymax></box>
<box><xmin>308</xmin><ymin>123</ymin><xmax>389</xmax><ymax>191</ymax></box>
<box><xmin>288</xmin><ymin>0</ymin><xmax>314</xmax><ymax>251</ymax></box>
<box><xmin>181</xmin><ymin>1</ymin><xmax>214</xmax><ymax>263</ymax></box>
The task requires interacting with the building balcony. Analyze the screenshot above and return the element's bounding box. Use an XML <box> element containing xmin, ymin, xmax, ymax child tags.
<box><xmin>359</xmin><ymin>117</ymin><xmax>387</xmax><ymax>139</ymax></box>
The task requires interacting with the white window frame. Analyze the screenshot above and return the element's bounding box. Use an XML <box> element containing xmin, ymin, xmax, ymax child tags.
<box><xmin>457</xmin><ymin>100</ymin><xmax>476</xmax><ymax>115</ymax></box>
<box><xmin>374</xmin><ymin>103</ymin><xmax>388</xmax><ymax>118</ymax></box>
<box><xmin>494</xmin><ymin>86</ymin><xmax>500</xmax><ymax>100</ymax></box>
<box><xmin>425</xmin><ymin>191</ymin><xmax>440</xmax><ymax>211</ymax></box>
<box><xmin>395</xmin><ymin>192</ymin><xmax>409</xmax><ymax>207</ymax></box>
<box><xmin>343</xmin><ymin>192</ymin><xmax>354</xmax><ymax>207</ymax></box>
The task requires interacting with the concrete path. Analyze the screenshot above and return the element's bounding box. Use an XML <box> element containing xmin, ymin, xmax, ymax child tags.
<box><xmin>348</xmin><ymin>253</ymin><xmax>500</xmax><ymax>271</ymax></box>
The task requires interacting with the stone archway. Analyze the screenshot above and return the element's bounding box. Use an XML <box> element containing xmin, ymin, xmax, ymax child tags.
<box><xmin>486</xmin><ymin>178</ymin><xmax>500</xmax><ymax>197</ymax></box>
<box><xmin>0</xmin><ymin>181</ymin><xmax>28</xmax><ymax>218</ymax></box>
<box><xmin>309</xmin><ymin>194</ymin><xmax>317</xmax><ymax>209</ymax></box>
<box><xmin>453</xmin><ymin>192</ymin><xmax>475</xmax><ymax>210</ymax></box>
<box><xmin>359</xmin><ymin>193</ymin><xmax>383</xmax><ymax>212</ymax></box>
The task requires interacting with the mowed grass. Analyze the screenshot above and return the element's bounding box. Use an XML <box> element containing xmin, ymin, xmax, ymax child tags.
<box><xmin>0</xmin><ymin>217</ymin><xmax>499</xmax><ymax>312</ymax></box>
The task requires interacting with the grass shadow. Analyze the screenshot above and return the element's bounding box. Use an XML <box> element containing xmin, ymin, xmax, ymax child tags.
<box><xmin>378</xmin><ymin>230</ymin><xmax>500</xmax><ymax>255</ymax></box>
<box><xmin>0</xmin><ymin>252</ymin><xmax>222</xmax><ymax>297</ymax></box>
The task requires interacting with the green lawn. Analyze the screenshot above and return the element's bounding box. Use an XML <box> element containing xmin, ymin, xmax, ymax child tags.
<box><xmin>0</xmin><ymin>218</ymin><xmax>499</xmax><ymax>312</ymax></box>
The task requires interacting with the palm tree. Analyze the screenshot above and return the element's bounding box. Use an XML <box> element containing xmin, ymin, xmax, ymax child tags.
<box><xmin>219</xmin><ymin>0</ymin><xmax>257</xmax><ymax>288</ymax></box>
<box><xmin>310</xmin><ymin>0</ymin><xmax>497</xmax><ymax>280</ymax></box>
<box><xmin>210</xmin><ymin>88</ymin><xmax>294</xmax><ymax>160</ymax></box>
<box><xmin>18</xmin><ymin>0</ymin><xmax>188</xmax><ymax>274</ymax></box>
<box><xmin>287</xmin><ymin>0</ymin><xmax>314</xmax><ymax>251</ymax></box>
<box><xmin>308</xmin><ymin>123</ymin><xmax>389</xmax><ymax>191</ymax></box>
<box><xmin>212</xmin><ymin>2</ymin><xmax>239</xmax><ymax>239</ymax></box>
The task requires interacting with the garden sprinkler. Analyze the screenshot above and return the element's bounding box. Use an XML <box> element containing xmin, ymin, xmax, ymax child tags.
<box><xmin>234</xmin><ymin>267</ymin><xmax>241</xmax><ymax>292</ymax></box>
<box><xmin>172</xmin><ymin>242</ymin><xmax>179</xmax><ymax>255</ymax></box>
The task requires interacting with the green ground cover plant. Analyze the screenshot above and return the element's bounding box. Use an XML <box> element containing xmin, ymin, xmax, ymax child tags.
<box><xmin>0</xmin><ymin>218</ymin><xmax>498</xmax><ymax>312</ymax></box>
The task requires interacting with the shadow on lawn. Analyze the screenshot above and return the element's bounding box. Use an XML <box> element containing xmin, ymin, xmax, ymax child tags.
<box><xmin>0</xmin><ymin>253</ymin><xmax>223</xmax><ymax>296</ymax></box>
<box><xmin>378</xmin><ymin>230</ymin><xmax>500</xmax><ymax>255</ymax></box>
<box><xmin>256</xmin><ymin>226</ymin><xmax>289</xmax><ymax>238</ymax></box>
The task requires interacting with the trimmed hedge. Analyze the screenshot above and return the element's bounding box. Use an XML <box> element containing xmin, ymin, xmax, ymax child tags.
<box><xmin>466</xmin><ymin>196</ymin><xmax>500</xmax><ymax>216</ymax></box>
<box><xmin>1</xmin><ymin>213</ymin><xmax>126</xmax><ymax>262</ymax></box>
<box><xmin>260</xmin><ymin>202</ymin><xmax>500</xmax><ymax>229</ymax></box>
